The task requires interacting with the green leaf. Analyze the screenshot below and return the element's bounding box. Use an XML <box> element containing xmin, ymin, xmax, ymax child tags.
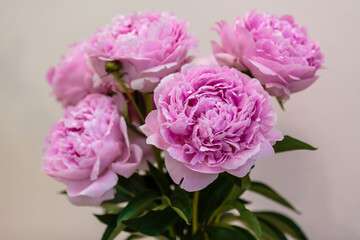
<box><xmin>232</xmin><ymin>201</ymin><xmax>262</xmax><ymax>238</ymax></box>
<box><xmin>273</xmin><ymin>135</ymin><xmax>317</xmax><ymax>153</ymax></box>
<box><xmin>258</xmin><ymin>219</ymin><xmax>287</xmax><ymax>240</ymax></box>
<box><xmin>198</xmin><ymin>175</ymin><xmax>234</xmax><ymax>223</ymax></box>
<box><xmin>162</xmin><ymin>186</ymin><xmax>192</xmax><ymax>224</ymax></box>
<box><xmin>59</xmin><ymin>190</ymin><xmax>67</xmax><ymax>195</ymax></box>
<box><xmin>232</xmin><ymin>226</ymin><xmax>257</xmax><ymax>240</ymax></box>
<box><xmin>123</xmin><ymin>207</ymin><xmax>179</xmax><ymax>236</ymax></box>
<box><xmin>148</xmin><ymin>162</ymin><xmax>171</xmax><ymax>196</ymax></box>
<box><xmin>152</xmin><ymin>203</ymin><xmax>169</xmax><ymax>211</ymax></box>
<box><xmin>205</xmin><ymin>225</ymin><xmax>256</xmax><ymax>240</ymax></box>
<box><xmin>94</xmin><ymin>214</ymin><xmax>118</xmax><ymax>225</ymax></box>
<box><xmin>219</xmin><ymin>212</ymin><xmax>239</xmax><ymax>223</ymax></box>
<box><xmin>249</xmin><ymin>181</ymin><xmax>299</xmax><ymax>213</ymax></box>
<box><xmin>117</xmin><ymin>190</ymin><xmax>159</xmax><ymax>222</ymax></box>
<box><xmin>224</xmin><ymin>172</ymin><xmax>251</xmax><ymax>190</ymax></box>
<box><xmin>255</xmin><ymin>212</ymin><xmax>307</xmax><ymax>240</ymax></box>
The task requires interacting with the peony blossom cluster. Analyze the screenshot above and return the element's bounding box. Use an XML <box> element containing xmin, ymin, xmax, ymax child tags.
<box><xmin>86</xmin><ymin>10</ymin><xmax>198</xmax><ymax>93</ymax></box>
<box><xmin>141</xmin><ymin>65</ymin><xmax>282</xmax><ymax>191</ymax></box>
<box><xmin>43</xmin><ymin>10</ymin><xmax>323</xmax><ymax>207</ymax></box>
<box><xmin>42</xmin><ymin>94</ymin><xmax>143</xmax><ymax>205</ymax></box>
<box><xmin>212</xmin><ymin>10</ymin><xmax>324</xmax><ymax>100</ymax></box>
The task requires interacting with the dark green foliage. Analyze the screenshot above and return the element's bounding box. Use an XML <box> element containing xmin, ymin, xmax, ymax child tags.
<box><xmin>93</xmin><ymin>137</ymin><xmax>310</xmax><ymax>240</ymax></box>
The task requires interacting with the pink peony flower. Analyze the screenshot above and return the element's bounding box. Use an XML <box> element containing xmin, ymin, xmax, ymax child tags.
<box><xmin>42</xmin><ymin>94</ymin><xmax>143</xmax><ymax>205</ymax></box>
<box><xmin>212</xmin><ymin>10</ymin><xmax>324</xmax><ymax>100</ymax></box>
<box><xmin>46</xmin><ymin>41</ymin><xmax>108</xmax><ymax>107</ymax></box>
<box><xmin>141</xmin><ymin>65</ymin><xmax>283</xmax><ymax>191</ymax></box>
<box><xmin>86</xmin><ymin>10</ymin><xmax>198</xmax><ymax>93</ymax></box>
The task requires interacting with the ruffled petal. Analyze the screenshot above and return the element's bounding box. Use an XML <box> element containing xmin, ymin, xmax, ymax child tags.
<box><xmin>165</xmin><ymin>152</ymin><xmax>218</xmax><ymax>191</ymax></box>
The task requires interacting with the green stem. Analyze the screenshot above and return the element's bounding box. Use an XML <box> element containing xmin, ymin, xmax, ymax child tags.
<box><xmin>169</xmin><ymin>226</ymin><xmax>175</xmax><ymax>239</ymax></box>
<box><xmin>112</xmin><ymin>72</ymin><xmax>145</xmax><ymax>124</ymax></box>
<box><xmin>192</xmin><ymin>191</ymin><xmax>200</xmax><ymax>236</ymax></box>
<box><xmin>277</xmin><ymin>97</ymin><xmax>285</xmax><ymax>111</ymax></box>
<box><xmin>144</xmin><ymin>93</ymin><xmax>153</xmax><ymax>115</ymax></box>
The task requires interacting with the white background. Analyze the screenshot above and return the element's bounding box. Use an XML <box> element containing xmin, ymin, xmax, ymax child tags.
<box><xmin>0</xmin><ymin>0</ymin><xmax>359</xmax><ymax>239</ymax></box>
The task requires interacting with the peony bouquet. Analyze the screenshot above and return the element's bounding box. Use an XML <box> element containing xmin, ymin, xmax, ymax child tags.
<box><xmin>43</xmin><ymin>10</ymin><xmax>323</xmax><ymax>240</ymax></box>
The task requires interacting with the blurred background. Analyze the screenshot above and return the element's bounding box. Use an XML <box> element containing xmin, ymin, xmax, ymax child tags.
<box><xmin>0</xmin><ymin>0</ymin><xmax>359</xmax><ymax>239</ymax></box>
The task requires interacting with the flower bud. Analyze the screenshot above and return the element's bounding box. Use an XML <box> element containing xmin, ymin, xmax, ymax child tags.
<box><xmin>105</xmin><ymin>61</ymin><xmax>122</xmax><ymax>73</ymax></box>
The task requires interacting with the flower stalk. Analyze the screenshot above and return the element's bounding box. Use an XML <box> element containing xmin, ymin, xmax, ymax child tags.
<box><xmin>111</xmin><ymin>71</ymin><xmax>145</xmax><ymax>124</ymax></box>
<box><xmin>192</xmin><ymin>191</ymin><xmax>200</xmax><ymax>236</ymax></box>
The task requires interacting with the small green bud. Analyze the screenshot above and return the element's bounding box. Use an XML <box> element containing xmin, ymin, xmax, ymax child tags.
<box><xmin>105</xmin><ymin>61</ymin><xmax>122</xmax><ymax>73</ymax></box>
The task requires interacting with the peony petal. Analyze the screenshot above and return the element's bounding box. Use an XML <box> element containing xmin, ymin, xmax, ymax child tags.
<box><xmin>128</xmin><ymin>130</ymin><xmax>155</xmax><ymax>170</ymax></box>
<box><xmin>247</xmin><ymin>58</ymin><xmax>279</xmax><ymax>77</ymax></box>
<box><xmin>253</xmin><ymin>141</ymin><xmax>274</xmax><ymax>160</ymax></box>
<box><xmin>227</xmin><ymin>158</ymin><xmax>256</xmax><ymax>178</ymax></box>
<box><xmin>66</xmin><ymin>169</ymin><xmax>118</xmax><ymax>198</ymax></box>
<box><xmin>130</xmin><ymin>77</ymin><xmax>160</xmax><ymax>92</ymax></box>
<box><xmin>140</xmin><ymin>110</ymin><xmax>170</xmax><ymax>150</ymax></box>
<box><xmin>288</xmin><ymin>76</ymin><xmax>318</xmax><ymax>93</ymax></box>
<box><xmin>112</xmin><ymin>144</ymin><xmax>142</xmax><ymax>178</ymax></box>
<box><xmin>265</xmin><ymin>128</ymin><xmax>284</xmax><ymax>143</ymax></box>
<box><xmin>165</xmin><ymin>152</ymin><xmax>218</xmax><ymax>191</ymax></box>
<box><xmin>68</xmin><ymin>188</ymin><xmax>114</xmax><ymax>206</ymax></box>
<box><xmin>43</xmin><ymin>164</ymin><xmax>91</xmax><ymax>181</ymax></box>
<box><xmin>139</xmin><ymin>62</ymin><xmax>179</xmax><ymax>76</ymax></box>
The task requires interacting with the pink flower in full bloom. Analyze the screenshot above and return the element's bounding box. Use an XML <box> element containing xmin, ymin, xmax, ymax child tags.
<box><xmin>42</xmin><ymin>94</ymin><xmax>143</xmax><ymax>205</ymax></box>
<box><xmin>212</xmin><ymin>10</ymin><xmax>324</xmax><ymax>100</ymax></box>
<box><xmin>86</xmin><ymin>10</ymin><xmax>198</xmax><ymax>93</ymax></box>
<box><xmin>141</xmin><ymin>65</ymin><xmax>282</xmax><ymax>191</ymax></box>
<box><xmin>46</xmin><ymin>41</ymin><xmax>108</xmax><ymax>107</ymax></box>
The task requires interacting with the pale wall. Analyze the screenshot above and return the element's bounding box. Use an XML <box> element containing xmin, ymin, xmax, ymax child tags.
<box><xmin>0</xmin><ymin>0</ymin><xmax>359</xmax><ymax>239</ymax></box>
